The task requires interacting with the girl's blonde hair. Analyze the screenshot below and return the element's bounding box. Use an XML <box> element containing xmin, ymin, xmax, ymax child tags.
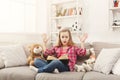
<box><xmin>56</xmin><ymin>28</ymin><xmax>75</xmax><ymax>47</ymax></box>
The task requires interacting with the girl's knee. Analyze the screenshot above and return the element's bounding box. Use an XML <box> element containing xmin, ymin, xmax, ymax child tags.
<box><xmin>34</xmin><ymin>58</ymin><xmax>41</xmax><ymax>65</ymax></box>
<box><xmin>34</xmin><ymin>60</ymin><xmax>38</xmax><ymax>66</ymax></box>
<box><xmin>51</xmin><ymin>60</ymin><xmax>62</xmax><ymax>64</ymax></box>
<box><xmin>34</xmin><ymin>58</ymin><xmax>39</xmax><ymax>61</ymax></box>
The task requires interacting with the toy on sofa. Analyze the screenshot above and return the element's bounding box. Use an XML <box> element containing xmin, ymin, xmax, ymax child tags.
<box><xmin>27</xmin><ymin>43</ymin><xmax>59</xmax><ymax>73</ymax></box>
<box><xmin>27</xmin><ymin>44</ymin><xmax>45</xmax><ymax>66</ymax></box>
<box><xmin>74</xmin><ymin>48</ymin><xmax>96</xmax><ymax>72</ymax></box>
<box><xmin>74</xmin><ymin>64</ymin><xmax>86</xmax><ymax>72</ymax></box>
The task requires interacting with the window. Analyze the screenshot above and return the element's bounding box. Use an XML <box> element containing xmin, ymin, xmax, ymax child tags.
<box><xmin>0</xmin><ymin>0</ymin><xmax>47</xmax><ymax>33</ymax></box>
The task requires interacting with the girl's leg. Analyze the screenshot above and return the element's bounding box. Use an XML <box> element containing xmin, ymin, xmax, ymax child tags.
<box><xmin>34</xmin><ymin>58</ymin><xmax>48</xmax><ymax>68</ymax></box>
<box><xmin>41</xmin><ymin>60</ymin><xmax>69</xmax><ymax>73</ymax></box>
<box><xmin>33</xmin><ymin>58</ymin><xmax>48</xmax><ymax>73</ymax></box>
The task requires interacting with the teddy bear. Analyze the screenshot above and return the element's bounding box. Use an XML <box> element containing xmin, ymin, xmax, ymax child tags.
<box><xmin>74</xmin><ymin>48</ymin><xmax>96</xmax><ymax>72</ymax></box>
<box><xmin>27</xmin><ymin>43</ymin><xmax>59</xmax><ymax>73</ymax></box>
<box><xmin>27</xmin><ymin>43</ymin><xmax>45</xmax><ymax>66</ymax></box>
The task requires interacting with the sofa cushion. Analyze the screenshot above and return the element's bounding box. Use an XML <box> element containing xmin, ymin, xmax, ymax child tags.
<box><xmin>94</xmin><ymin>48</ymin><xmax>120</xmax><ymax>74</ymax></box>
<box><xmin>36</xmin><ymin>72</ymin><xmax>85</xmax><ymax>80</ymax></box>
<box><xmin>0</xmin><ymin>45</ymin><xmax>27</xmax><ymax>67</ymax></box>
<box><xmin>112</xmin><ymin>58</ymin><xmax>120</xmax><ymax>75</ymax></box>
<box><xmin>75</xmin><ymin>42</ymin><xmax>92</xmax><ymax>49</ymax></box>
<box><xmin>0</xmin><ymin>66</ymin><xmax>37</xmax><ymax>80</ymax></box>
<box><xmin>92</xmin><ymin>42</ymin><xmax>120</xmax><ymax>57</ymax></box>
<box><xmin>83</xmin><ymin>71</ymin><xmax>120</xmax><ymax>80</ymax></box>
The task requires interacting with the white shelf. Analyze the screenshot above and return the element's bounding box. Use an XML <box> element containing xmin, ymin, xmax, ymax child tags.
<box><xmin>112</xmin><ymin>26</ymin><xmax>120</xmax><ymax>28</ymax></box>
<box><xmin>109</xmin><ymin>0</ymin><xmax>120</xmax><ymax>31</ymax></box>
<box><xmin>52</xmin><ymin>0</ymin><xmax>75</xmax><ymax>5</ymax></box>
<box><xmin>52</xmin><ymin>15</ymin><xmax>82</xmax><ymax>19</ymax></box>
<box><xmin>71</xmin><ymin>31</ymin><xmax>81</xmax><ymax>34</ymax></box>
<box><xmin>51</xmin><ymin>31</ymin><xmax>81</xmax><ymax>34</ymax></box>
<box><xmin>110</xmin><ymin>7</ymin><xmax>120</xmax><ymax>11</ymax></box>
<box><xmin>50</xmin><ymin>0</ymin><xmax>83</xmax><ymax>43</ymax></box>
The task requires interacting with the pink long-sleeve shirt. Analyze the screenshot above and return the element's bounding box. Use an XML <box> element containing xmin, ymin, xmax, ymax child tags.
<box><xmin>44</xmin><ymin>46</ymin><xmax>86</xmax><ymax>71</ymax></box>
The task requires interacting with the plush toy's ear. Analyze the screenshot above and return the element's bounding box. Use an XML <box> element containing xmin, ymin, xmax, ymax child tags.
<box><xmin>89</xmin><ymin>48</ymin><xmax>95</xmax><ymax>55</ymax></box>
<box><xmin>86</xmin><ymin>48</ymin><xmax>96</xmax><ymax>60</ymax></box>
<box><xmin>86</xmin><ymin>49</ymin><xmax>91</xmax><ymax>56</ymax></box>
<box><xmin>28</xmin><ymin>45</ymin><xmax>32</xmax><ymax>53</ymax></box>
<box><xmin>27</xmin><ymin>44</ymin><xmax>34</xmax><ymax>53</ymax></box>
<box><xmin>86</xmin><ymin>48</ymin><xmax>95</xmax><ymax>58</ymax></box>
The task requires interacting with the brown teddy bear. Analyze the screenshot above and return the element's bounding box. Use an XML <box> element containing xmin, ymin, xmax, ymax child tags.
<box><xmin>27</xmin><ymin>43</ymin><xmax>45</xmax><ymax>66</ymax></box>
<box><xmin>27</xmin><ymin>43</ymin><xmax>59</xmax><ymax>73</ymax></box>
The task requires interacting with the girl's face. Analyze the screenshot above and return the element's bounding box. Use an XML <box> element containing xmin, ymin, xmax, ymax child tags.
<box><xmin>60</xmin><ymin>31</ymin><xmax>70</xmax><ymax>46</ymax></box>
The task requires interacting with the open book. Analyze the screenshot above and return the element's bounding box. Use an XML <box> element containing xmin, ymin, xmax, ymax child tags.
<box><xmin>47</xmin><ymin>54</ymin><xmax>68</xmax><ymax>64</ymax></box>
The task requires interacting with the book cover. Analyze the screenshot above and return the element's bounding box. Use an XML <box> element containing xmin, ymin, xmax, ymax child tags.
<box><xmin>47</xmin><ymin>54</ymin><xmax>68</xmax><ymax>64</ymax></box>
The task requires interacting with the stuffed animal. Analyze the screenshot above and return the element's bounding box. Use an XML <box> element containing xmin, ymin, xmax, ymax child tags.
<box><xmin>27</xmin><ymin>44</ymin><xmax>45</xmax><ymax>66</ymax></box>
<box><xmin>27</xmin><ymin>43</ymin><xmax>60</xmax><ymax>73</ymax></box>
<box><xmin>74</xmin><ymin>48</ymin><xmax>96</xmax><ymax>72</ymax></box>
<box><xmin>74</xmin><ymin>64</ymin><xmax>85</xmax><ymax>72</ymax></box>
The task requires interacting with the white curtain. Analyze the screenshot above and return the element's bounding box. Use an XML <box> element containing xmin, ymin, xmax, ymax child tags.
<box><xmin>0</xmin><ymin>0</ymin><xmax>48</xmax><ymax>33</ymax></box>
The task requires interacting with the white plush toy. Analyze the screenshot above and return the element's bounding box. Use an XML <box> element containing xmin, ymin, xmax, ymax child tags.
<box><xmin>74</xmin><ymin>64</ymin><xmax>85</xmax><ymax>72</ymax></box>
<box><xmin>75</xmin><ymin>48</ymin><xmax>96</xmax><ymax>72</ymax></box>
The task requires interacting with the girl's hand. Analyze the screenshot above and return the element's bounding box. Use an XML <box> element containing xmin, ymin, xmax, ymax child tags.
<box><xmin>41</xmin><ymin>33</ymin><xmax>50</xmax><ymax>44</ymax></box>
<box><xmin>78</xmin><ymin>33</ymin><xmax>88</xmax><ymax>42</ymax></box>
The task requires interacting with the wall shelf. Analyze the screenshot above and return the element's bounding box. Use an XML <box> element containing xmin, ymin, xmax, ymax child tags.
<box><xmin>52</xmin><ymin>15</ymin><xmax>81</xmax><ymax>20</ymax></box>
<box><xmin>109</xmin><ymin>0</ymin><xmax>120</xmax><ymax>31</ymax></box>
<box><xmin>112</xmin><ymin>26</ymin><xmax>120</xmax><ymax>28</ymax></box>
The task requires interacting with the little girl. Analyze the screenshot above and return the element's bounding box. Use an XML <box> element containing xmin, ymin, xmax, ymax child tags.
<box><xmin>32</xmin><ymin>28</ymin><xmax>88</xmax><ymax>73</ymax></box>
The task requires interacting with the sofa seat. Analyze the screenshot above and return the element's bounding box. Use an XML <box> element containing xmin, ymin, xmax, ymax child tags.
<box><xmin>36</xmin><ymin>72</ymin><xmax>85</xmax><ymax>80</ymax></box>
<box><xmin>83</xmin><ymin>71</ymin><xmax>120</xmax><ymax>80</ymax></box>
<box><xmin>0</xmin><ymin>66</ymin><xmax>37</xmax><ymax>80</ymax></box>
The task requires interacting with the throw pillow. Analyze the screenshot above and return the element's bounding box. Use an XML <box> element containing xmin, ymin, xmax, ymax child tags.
<box><xmin>112</xmin><ymin>58</ymin><xmax>120</xmax><ymax>75</ymax></box>
<box><xmin>0</xmin><ymin>55</ymin><xmax>4</xmax><ymax>69</ymax></box>
<box><xmin>1</xmin><ymin>45</ymin><xmax>27</xmax><ymax>67</ymax></box>
<box><xmin>93</xmin><ymin>48</ymin><xmax>120</xmax><ymax>74</ymax></box>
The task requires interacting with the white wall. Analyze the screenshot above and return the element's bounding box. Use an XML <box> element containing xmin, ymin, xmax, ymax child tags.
<box><xmin>85</xmin><ymin>0</ymin><xmax>120</xmax><ymax>43</ymax></box>
<box><xmin>1</xmin><ymin>0</ymin><xmax>120</xmax><ymax>45</ymax></box>
<box><xmin>36</xmin><ymin>0</ymin><xmax>48</xmax><ymax>33</ymax></box>
<box><xmin>48</xmin><ymin>0</ymin><xmax>120</xmax><ymax>43</ymax></box>
<box><xmin>0</xmin><ymin>0</ymin><xmax>48</xmax><ymax>45</ymax></box>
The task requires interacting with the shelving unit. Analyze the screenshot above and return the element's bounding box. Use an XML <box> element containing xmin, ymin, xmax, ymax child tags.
<box><xmin>50</xmin><ymin>0</ymin><xmax>83</xmax><ymax>44</ymax></box>
<box><xmin>109</xmin><ymin>0</ymin><xmax>120</xmax><ymax>31</ymax></box>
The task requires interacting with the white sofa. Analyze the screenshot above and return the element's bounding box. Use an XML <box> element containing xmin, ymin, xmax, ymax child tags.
<box><xmin>0</xmin><ymin>42</ymin><xmax>120</xmax><ymax>80</ymax></box>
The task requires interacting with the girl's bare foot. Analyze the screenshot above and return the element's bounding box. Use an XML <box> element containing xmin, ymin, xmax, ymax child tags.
<box><xmin>29</xmin><ymin>66</ymin><xmax>38</xmax><ymax>72</ymax></box>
